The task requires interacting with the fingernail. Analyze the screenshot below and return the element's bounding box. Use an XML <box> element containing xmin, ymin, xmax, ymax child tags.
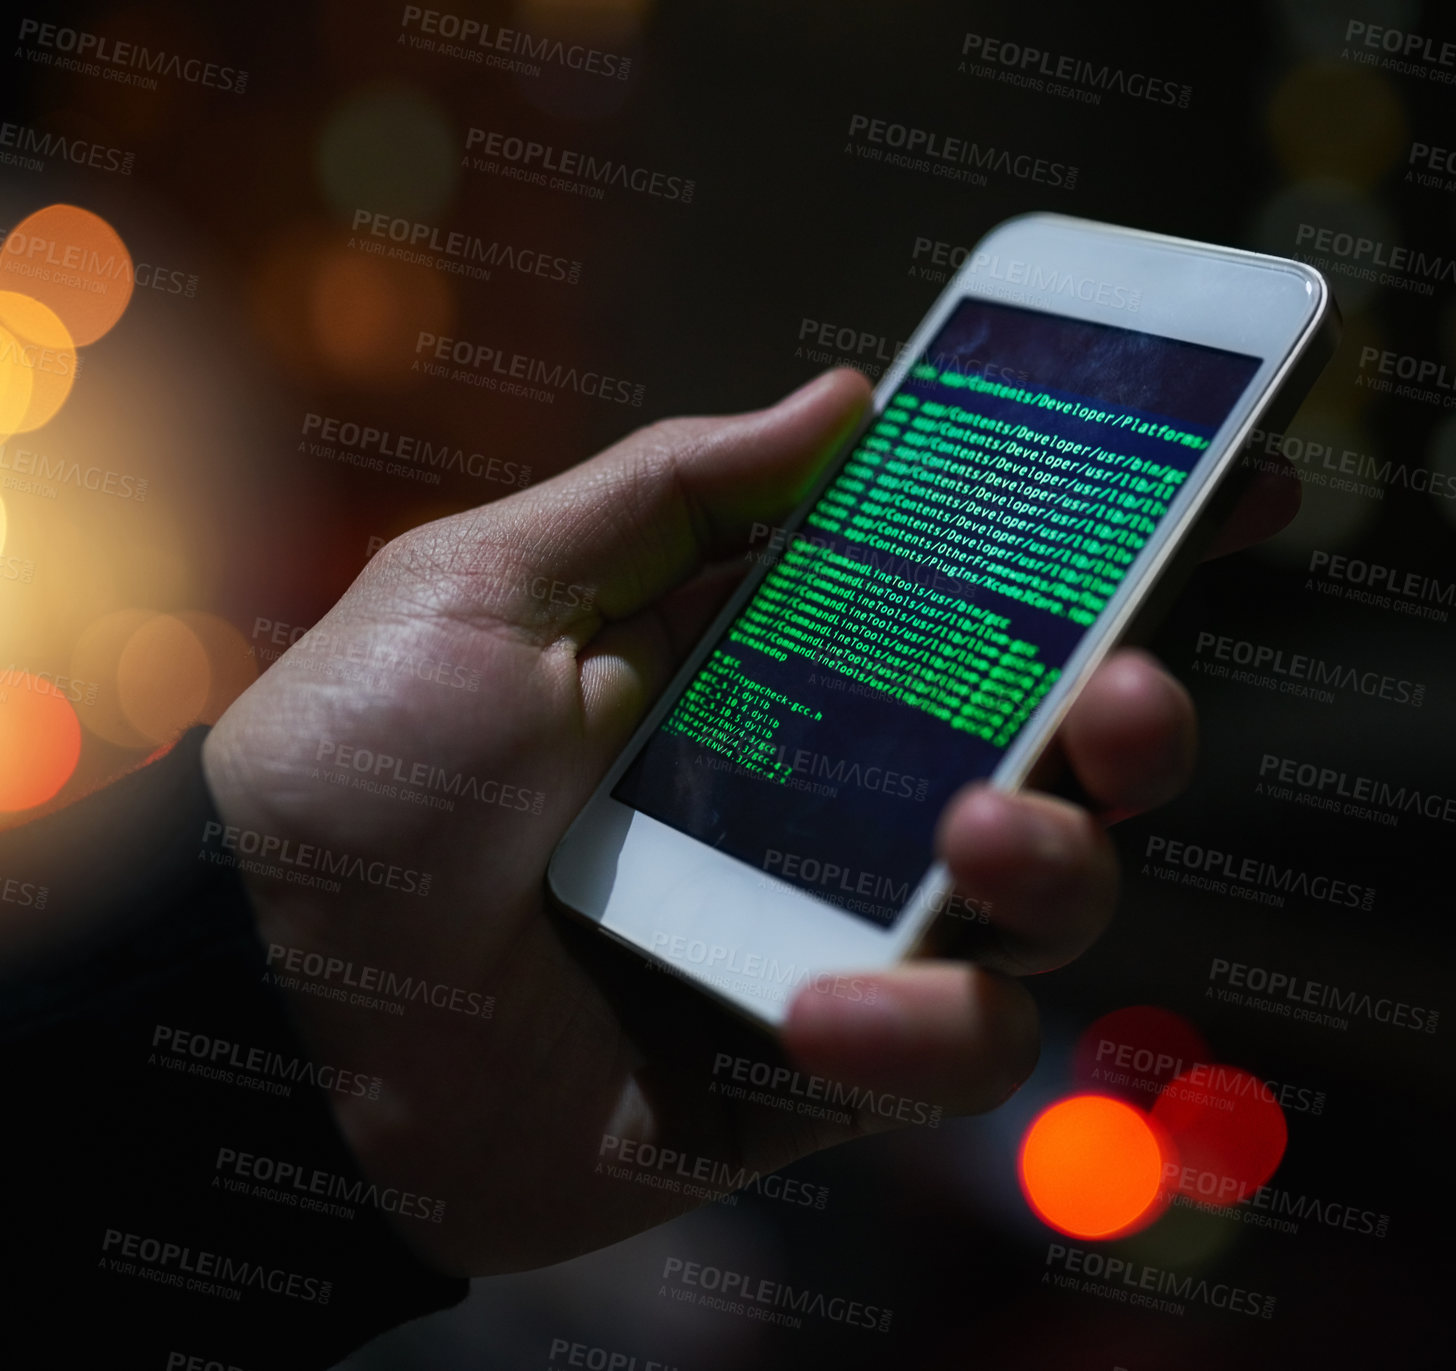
<box><xmin>963</xmin><ymin>788</ymin><xmax>1073</xmax><ymax>872</ymax></box>
<box><xmin>1019</xmin><ymin>800</ymin><xmax>1074</xmax><ymax>869</ymax></box>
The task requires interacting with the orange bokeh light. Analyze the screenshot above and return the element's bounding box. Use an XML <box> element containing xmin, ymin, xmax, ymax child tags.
<box><xmin>71</xmin><ymin>607</ymin><xmax>158</xmax><ymax>749</ymax></box>
<box><xmin>0</xmin><ymin>672</ymin><xmax>82</xmax><ymax>812</ymax></box>
<box><xmin>0</xmin><ymin>292</ymin><xmax>76</xmax><ymax>434</ymax></box>
<box><xmin>1019</xmin><ymin>1094</ymin><xmax>1171</xmax><ymax>1240</ymax></box>
<box><xmin>175</xmin><ymin>611</ymin><xmax>258</xmax><ymax>722</ymax></box>
<box><xmin>251</xmin><ymin>226</ymin><xmax>454</xmax><ymax>388</ymax></box>
<box><xmin>0</xmin><ymin>321</ymin><xmax>35</xmax><ymax>433</ymax></box>
<box><xmin>116</xmin><ymin>614</ymin><xmax>213</xmax><ymax>746</ymax></box>
<box><xmin>308</xmin><ymin>245</ymin><xmax>454</xmax><ymax>383</ymax></box>
<box><xmin>0</xmin><ymin>204</ymin><xmax>134</xmax><ymax>346</ymax></box>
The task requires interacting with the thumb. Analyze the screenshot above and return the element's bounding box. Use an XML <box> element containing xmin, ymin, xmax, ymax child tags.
<box><xmin>488</xmin><ymin>367</ymin><xmax>872</xmax><ymax>630</ymax></box>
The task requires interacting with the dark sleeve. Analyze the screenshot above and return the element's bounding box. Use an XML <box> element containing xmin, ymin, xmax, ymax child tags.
<box><xmin>0</xmin><ymin>726</ymin><xmax>469</xmax><ymax>1371</ymax></box>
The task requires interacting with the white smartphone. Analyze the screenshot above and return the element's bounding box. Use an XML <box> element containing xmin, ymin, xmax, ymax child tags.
<box><xmin>548</xmin><ymin>212</ymin><xmax>1339</xmax><ymax>1030</ymax></box>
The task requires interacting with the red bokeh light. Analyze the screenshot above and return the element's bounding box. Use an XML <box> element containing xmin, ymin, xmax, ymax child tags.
<box><xmin>1152</xmin><ymin>1064</ymin><xmax>1289</xmax><ymax>1206</ymax></box>
<box><xmin>1073</xmin><ymin>1004</ymin><xmax>1212</xmax><ymax>1108</ymax></box>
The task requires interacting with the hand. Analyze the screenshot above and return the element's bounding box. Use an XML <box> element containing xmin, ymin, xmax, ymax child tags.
<box><xmin>201</xmin><ymin>368</ymin><xmax>1297</xmax><ymax>1276</ymax></box>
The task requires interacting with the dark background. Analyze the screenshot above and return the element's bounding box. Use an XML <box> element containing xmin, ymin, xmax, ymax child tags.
<box><xmin>1</xmin><ymin>2</ymin><xmax>1451</xmax><ymax>1367</ymax></box>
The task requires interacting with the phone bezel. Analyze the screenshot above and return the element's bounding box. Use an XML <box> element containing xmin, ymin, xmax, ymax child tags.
<box><xmin>547</xmin><ymin>212</ymin><xmax>1334</xmax><ymax>1030</ymax></box>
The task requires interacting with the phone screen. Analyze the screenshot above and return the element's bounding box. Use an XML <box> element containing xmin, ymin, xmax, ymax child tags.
<box><xmin>613</xmin><ymin>297</ymin><xmax>1261</xmax><ymax>928</ymax></box>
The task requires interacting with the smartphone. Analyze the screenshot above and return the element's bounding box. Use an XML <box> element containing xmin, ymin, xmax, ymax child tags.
<box><xmin>548</xmin><ymin>212</ymin><xmax>1339</xmax><ymax>1029</ymax></box>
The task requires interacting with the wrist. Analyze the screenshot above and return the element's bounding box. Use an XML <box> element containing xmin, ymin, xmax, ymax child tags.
<box><xmin>199</xmin><ymin>720</ymin><xmax>466</xmax><ymax>1278</ymax></box>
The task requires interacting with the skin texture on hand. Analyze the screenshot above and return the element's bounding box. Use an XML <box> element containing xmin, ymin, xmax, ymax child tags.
<box><xmin>201</xmin><ymin>368</ymin><xmax>1298</xmax><ymax>1277</ymax></box>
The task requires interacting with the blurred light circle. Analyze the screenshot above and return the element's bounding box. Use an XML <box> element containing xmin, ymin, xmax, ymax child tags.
<box><xmin>1152</xmin><ymin>1066</ymin><xmax>1288</xmax><ymax>1207</ymax></box>
<box><xmin>175</xmin><ymin>612</ymin><xmax>258</xmax><ymax>722</ymax></box>
<box><xmin>512</xmin><ymin>0</ymin><xmax>647</xmax><ymax>120</ymax></box>
<box><xmin>0</xmin><ymin>204</ymin><xmax>134</xmax><ymax>346</ymax></box>
<box><xmin>250</xmin><ymin>230</ymin><xmax>327</xmax><ymax>380</ymax></box>
<box><xmin>307</xmin><ymin>245</ymin><xmax>454</xmax><ymax>384</ymax></box>
<box><xmin>1072</xmin><ymin>1006</ymin><xmax>1211</xmax><ymax>1107</ymax></box>
<box><xmin>0</xmin><ymin>323</ymin><xmax>35</xmax><ymax>435</ymax></box>
<box><xmin>252</xmin><ymin>226</ymin><xmax>452</xmax><ymax>385</ymax></box>
<box><xmin>0</xmin><ymin>671</ymin><xmax>82</xmax><ymax>811</ymax></box>
<box><xmin>1267</xmin><ymin>62</ymin><xmax>1406</xmax><ymax>186</ymax></box>
<box><xmin>1019</xmin><ymin>1094</ymin><xmax>1171</xmax><ymax>1240</ymax></box>
<box><xmin>117</xmin><ymin>614</ymin><xmax>212</xmax><ymax>746</ymax></box>
<box><xmin>316</xmin><ymin>86</ymin><xmax>458</xmax><ymax>222</ymax></box>
<box><xmin>71</xmin><ymin>607</ymin><xmax>158</xmax><ymax>748</ymax></box>
<box><xmin>0</xmin><ymin>293</ymin><xmax>76</xmax><ymax>433</ymax></box>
